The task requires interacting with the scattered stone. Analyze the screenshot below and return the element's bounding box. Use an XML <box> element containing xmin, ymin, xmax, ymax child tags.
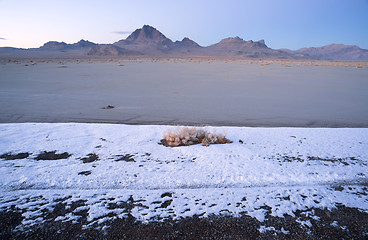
<box><xmin>81</xmin><ymin>153</ymin><xmax>99</xmax><ymax>163</ymax></box>
<box><xmin>333</xmin><ymin>185</ymin><xmax>344</xmax><ymax>191</ymax></box>
<box><xmin>282</xmin><ymin>196</ymin><xmax>290</xmax><ymax>200</ymax></box>
<box><xmin>161</xmin><ymin>192</ymin><xmax>173</xmax><ymax>198</ymax></box>
<box><xmin>115</xmin><ymin>154</ymin><xmax>135</xmax><ymax>162</ymax></box>
<box><xmin>0</xmin><ymin>152</ymin><xmax>30</xmax><ymax>160</ymax></box>
<box><xmin>157</xmin><ymin>200</ymin><xmax>173</xmax><ymax>209</ymax></box>
<box><xmin>101</xmin><ymin>105</ymin><xmax>114</xmax><ymax>109</ymax></box>
<box><xmin>78</xmin><ymin>171</ymin><xmax>92</xmax><ymax>176</ymax></box>
<box><xmin>35</xmin><ymin>151</ymin><xmax>71</xmax><ymax>160</ymax></box>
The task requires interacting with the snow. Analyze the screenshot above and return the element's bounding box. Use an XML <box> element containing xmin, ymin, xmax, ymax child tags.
<box><xmin>0</xmin><ymin>123</ymin><xmax>367</xmax><ymax>231</ymax></box>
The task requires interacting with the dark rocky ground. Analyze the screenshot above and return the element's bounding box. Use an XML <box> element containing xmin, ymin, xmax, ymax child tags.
<box><xmin>1</xmin><ymin>204</ymin><xmax>367</xmax><ymax>240</ymax></box>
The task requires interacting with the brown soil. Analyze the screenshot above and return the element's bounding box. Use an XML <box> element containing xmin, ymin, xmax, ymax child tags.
<box><xmin>1</xmin><ymin>205</ymin><xmax>367</xmax><ymax>240</ymax></box>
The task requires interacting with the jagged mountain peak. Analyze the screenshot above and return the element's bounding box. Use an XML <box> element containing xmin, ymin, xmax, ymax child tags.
<box><xmin>125</xmin><ymin>25</ymin><xmax>169</xmax><ymax>43</ymax></box>
<box><xmin>210</xmin><ymin>36</ymin><xmax>268</xmax><ymax>49</ymax></box>
<box><xmin>40</xmin><ymin>41</ymin><xmax>68</xmax><ymax>50</ymax></box>
<box><xmin>72</xmin><ymin>39</ymin><xmax>96</xmax><ymax>48</ymax></box>
<box><xmin>221</xmin><ymin>36</ymin><xmax>244</xmax><ymax>42</ymax></box>
<box><xmin>174</xmin><ymin>37</ymin><xmax>201</xmax><ymax>48</ymax></box>
<box><xmin>181</xmin><ymin>37</ymin><xmax>193</xmax><ymax>42</ymax></box>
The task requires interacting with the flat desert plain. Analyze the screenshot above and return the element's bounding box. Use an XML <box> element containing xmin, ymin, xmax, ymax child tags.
<box><xmin>1</xmin><ymin>59</ymin><xmax>367</xmax><ymax>127</ymax></box>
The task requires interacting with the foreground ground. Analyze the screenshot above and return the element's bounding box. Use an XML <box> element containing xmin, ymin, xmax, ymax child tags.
<box><xmin>2</xmin><ymin>206</ymin><xmax>368</xmax><ymax>239</ymax></box>
<box><xmin>1</xmin><ymin>123</ymin><xmax>367</xmax><ymax>239</ymax></box>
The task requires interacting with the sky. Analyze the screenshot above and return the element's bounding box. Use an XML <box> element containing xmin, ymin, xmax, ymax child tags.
<box><xmin>0</xmin><ymin>0</ymin><xmax>367</xmax><ymax>50</ymax></box>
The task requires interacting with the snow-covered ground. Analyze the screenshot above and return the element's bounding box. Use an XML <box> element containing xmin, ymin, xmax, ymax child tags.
<box><xmin>0</xmin><ymin>123</ymin><xmax>367</xmax><ymax>232</ymax></box>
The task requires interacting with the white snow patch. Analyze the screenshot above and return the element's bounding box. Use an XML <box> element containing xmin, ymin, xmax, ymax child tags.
<box><xmin>331</xmin><ymin>220</ymin><xmax>339</xmax><ymax>227</ymax></box>
<box><xmin>0</xmin><ymin>123</ymin><xmax>367</xmax><ymax>228</ymax></box>
<box><xmin>259</xmin><ymin>225</ymin><xmax>276</xmax><ymax>233</ymax></box>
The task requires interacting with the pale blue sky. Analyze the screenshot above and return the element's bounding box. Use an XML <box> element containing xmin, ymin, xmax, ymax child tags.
<box><xmin>0</xmin><ymin>0</ymin><xmax>367</xmax><ymax>50</ymax></box>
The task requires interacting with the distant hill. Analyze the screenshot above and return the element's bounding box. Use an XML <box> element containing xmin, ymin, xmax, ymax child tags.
<box><xmin>87</xmin><ymin>44</ymin><xmax>142</xmax><ymax>56</ymax></box>
<box><xmin>71</xmin><ymin>39</ymin><xmax>97</xmax><ymax>49</ymax></box>
<box><xmin>293</xmin><ymin>44</ymin><xmax>368</xmax><ymax>61</ymax></box>
<box><xmin>0</xmin><ymin>47</ymin><xmax>27</xmax><ymax>53</ymax></box>
<box><xmin>1</xmin><ymin>25</ymin><xmax>367</xmax><ymax>60</ymax></box>
<box><xmin>204</xmin><ymin>37</ymin><xmax>294</xmax><ymax>59</ymax></box>
<box><xmin>40</xmin><ymin>39</ymin><xmax>96</xmax><ymax>50</ymax></box>
<box><xmin>174</xmin><ymin>37</ymin><xmax>202</xmax><ymax>49</ymax></box>
<box><xmin>207</xmin><ymin>37</ymin><xmax>268</xmax><ymax>51</ymax></box>
<box><xmin>39</xmin><ymin>41</ymin><xmax>68</xmax><ymax>50</ymax></box>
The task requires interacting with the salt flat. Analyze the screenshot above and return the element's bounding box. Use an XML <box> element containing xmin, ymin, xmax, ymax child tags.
<box><xmin>1</xmin><ymin>60</ymin><xmax>367</xmax><ymax>127</ymax></box>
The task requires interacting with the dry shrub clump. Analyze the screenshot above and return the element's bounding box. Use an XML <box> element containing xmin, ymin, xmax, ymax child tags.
<box><xmin>161</xmin><ymin>127</ymin><xmax>232</xmax><ymax>147</ymax></box>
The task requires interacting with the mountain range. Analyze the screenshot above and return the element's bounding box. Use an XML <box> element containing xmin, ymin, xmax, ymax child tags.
<box><xmin>1</xmin><ymin>25</ymin><xmax>367</xmax><ymax>61</ymax></box>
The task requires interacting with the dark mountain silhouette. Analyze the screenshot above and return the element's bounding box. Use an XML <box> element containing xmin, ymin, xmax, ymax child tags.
<box><xmin>1</xmin><ymin>25</ymin><xmax>367</xmax><ymax>60</ymax></box>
